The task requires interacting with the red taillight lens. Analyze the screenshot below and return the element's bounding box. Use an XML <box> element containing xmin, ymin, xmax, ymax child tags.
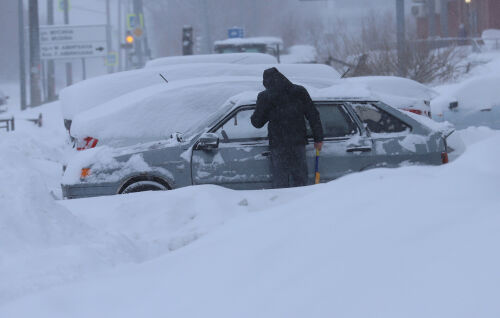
<box><xmin>76</xmin><ymin>137</ymin><xmax>99</xmax><ymax>151</ymax></box>
<box><xmin>441</xmin><ymin>152</ymin><xmax>449</xmax><ymax>164</ymax></box>
<box><xmin>406</xmin><ymin>109</ymin><xmax>423</xmax><ymax>115</ymax></box>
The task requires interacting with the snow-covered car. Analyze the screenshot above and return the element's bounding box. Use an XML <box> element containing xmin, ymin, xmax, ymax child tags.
<box><xmin>432</xmin><ymin>75</ymin><xmax>500</xmax><ymax>130</ymax></box>
<box><xmin>342</xmin><ymin>76</ymin><xmax>437</xmax><ymax>117</ymax></box>
<box><xmin>67</xmin><ymin>65</ymin><xmax>341</xmax><ymax>150</ymax></box>
<box><xmin>62</xmin><ymin>88</ymin><xmax>453</xmax><ymax>199</ymax></box>
<box><xmin>61</xmin><ymin>63</ymin><xmax>341</xmax><ymax>136</ymax></box>
<box><xmin>145</xmin><ymin>52</ymin><xmax>277</xmax><ymax>69</ymax></box>
<box><xmin>0</xmin><ymin>90</ymin><xmax>9</xmax><ymax>113</ymax></box>
<box><xmin>213</xmin><ymin>37</ymin><xmax>283</xmax><ymax>58</ymax></box>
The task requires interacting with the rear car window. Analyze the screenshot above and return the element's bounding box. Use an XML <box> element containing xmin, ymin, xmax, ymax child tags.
<box><xmin>351</xmin><ymin>103</ymin><xmax>409</xmax><ymax>133</ymax></box>
<box><xmin>307</xmin><ymin>104</ymin><xmax>358</xmax><ymax>138</ymax></box>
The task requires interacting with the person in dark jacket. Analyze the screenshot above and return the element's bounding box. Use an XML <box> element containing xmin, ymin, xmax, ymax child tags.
<box><xmin>251</xmin><ymin>67</ymin><xmax>323</xmax><ymax>188</ymax></box>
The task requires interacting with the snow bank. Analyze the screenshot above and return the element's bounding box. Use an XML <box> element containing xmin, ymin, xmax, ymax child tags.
<box><xmin>1</xmin><ymin>131</ymin><xmax>499</xmax><ymax>317</ymax></box>
<box><xmin>145</xmin><ymin>53</ymin><xmax>277</xmax><ymax>69</ymax></box>
<box><xmin>0</xmin><ymin>105</ymin><xmax>137</xmax><ymax>303</ymax></box>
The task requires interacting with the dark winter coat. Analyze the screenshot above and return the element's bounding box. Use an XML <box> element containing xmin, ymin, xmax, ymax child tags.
<box><xmin>251</xmin><ymin>67</ymin><xmax>324</xmax><ymax>148</ymax></box>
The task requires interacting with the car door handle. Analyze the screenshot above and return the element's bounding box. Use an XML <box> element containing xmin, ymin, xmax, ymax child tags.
<box><xmin>346</xmin><ymin>147</ymin><xmax>372</xmax><ymax>153</ymax></box>
<box><xmin>261</xmin><ymin>151</ymin><xmax>271</xmax><ymax>157</ymax></box>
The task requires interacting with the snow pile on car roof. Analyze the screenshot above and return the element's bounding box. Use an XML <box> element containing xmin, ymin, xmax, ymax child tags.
<box><xmin>145</xmin><ymin>52</ymin><xmax>277</xmax><ymax>68</ymax></box>
<box><xmin>70</xmin><ymin>77</ymin><xmax>264</xmax><ymax>146</ymax></box>
<box><xmin>60</xmin><ymin>63</ymin><xmax>339</xmax><ymax>120</ymax></box>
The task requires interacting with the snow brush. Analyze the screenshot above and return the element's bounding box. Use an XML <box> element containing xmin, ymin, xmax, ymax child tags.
<box><xmin>315</xmin><ymin>149</ymin><xmax>320</xmax><ymax>184</ymax></box>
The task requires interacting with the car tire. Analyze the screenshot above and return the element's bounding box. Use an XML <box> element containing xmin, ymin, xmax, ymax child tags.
<box><xmin>120</xmin><ymin>180</ymin><xmax>168</xmax><ymax>194</ymax></box>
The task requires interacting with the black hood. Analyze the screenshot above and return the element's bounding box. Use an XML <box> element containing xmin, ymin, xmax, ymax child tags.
<box><xmin>262</xmin><ymin>67</ymin><xmax>293</xmax><ymax>91</ymax></box>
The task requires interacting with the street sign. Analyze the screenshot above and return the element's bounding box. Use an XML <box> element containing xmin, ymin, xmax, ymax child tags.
<box><xmin>39</xmin><ymin>25</ymin><xmax>108</xmax><ymax>60</ymax></box>
<box><xmin>105</xmin><ymin>52</ymin><xmax>119</xmax><ymax>66</ymax></box>
<box><xmin>58</xmin><ymin>0</ymin><xmax>70</xmax><ymax>12</ymax></box>
<box><xmin>126</xmin><ymin>14</ymin><xmax>144</xmax><ymax>30</ymax></box>
<box><xmin>228</xmin><ymin>27</ymin><xmax>244</xmax><ymax>39</ymax></box>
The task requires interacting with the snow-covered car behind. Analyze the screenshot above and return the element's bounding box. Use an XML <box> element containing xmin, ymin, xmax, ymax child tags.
<box><xmin>61</xmin><ymin>63</ymin><xmax>341</xmax><ymax>134</ymax></box>
<box><xmin>144</xmin><ymin>52</ymin><xmax>277</xmax><ymax>69</ymax></box>
<box><xmin>431</xmin><ymin>75</ymin><xmax>500</xmax><ymax>130</ymax></box>
<box><xmin>62</xmin><ymin>85</ymin><xmax>453</xmax><ymax>199</ymax></box>
<box><xmin>342</xmin><ymin>76</ymin><xmax>436</xmax><ymax>117</ymax></box>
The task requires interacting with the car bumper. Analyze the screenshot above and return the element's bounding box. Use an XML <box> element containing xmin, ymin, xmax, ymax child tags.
<box><xmin>61</xmin><ymin>183</ymin><xmax>118</xmax><ymax>199</ymax></box>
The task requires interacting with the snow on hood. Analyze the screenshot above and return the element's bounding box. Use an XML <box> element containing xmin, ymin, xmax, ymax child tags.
<box><xmin>70</xmin><ymin>76</ymin><xmax>265</xmax><ymax>145</ymax></box>
<box><xmin>60</xmin><ymin>63</ymin><xmax>339</xmax><ymax>120</ymax></box>
<box><xmin>431</xmin><ymin>75</ymin><xmax>500</xmax><ymax>114</ymax></box>
<box><xmin>145</xmin><ymin>53</ymin><xmax>277</xmax><ymax>69</ymax></box>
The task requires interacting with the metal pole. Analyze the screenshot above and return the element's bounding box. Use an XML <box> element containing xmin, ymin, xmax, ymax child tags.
<box><xmin>64</xmin><ymin>0</ymin><xmax>72</xmax><ymax>86</ymax></box>
<box><xmin>47</xmin><ymin>0</ymin><xmax>56</xmax><ymax>101</ymax></box>
<box><xmin>396</xmin><ymin>0</ymin><xmax>406</xmax><ymax>77</ymax></box>
<box><xmin>118</xmin><ymin>0</ymin><xmax>123</xmax><ymax>71</ymax></box>
<box><xmin>133</xmin><ymin>0</ymin><xmax>144</xmax><ymax>67</ymax></box>
<box><xmin>28</xmin><ymin>0</ymin><xmax>42</xmax><ymax>107</ymax></box>
<box><xmin>201</xmin><ymin>0</ymin><xmax>212</xmax><ymax>54</ymax></box>
<box><xmin>82</xmin><ymin>58</ymin><xmax>86</xmax><ymax>80</ymax></box>
<box><xmin>18</xmin><ymin>0</ymin><xmax>27</xmax><ymax>110</ymax></box>
<box><xmin>106</xmin><ymin>0</ymin><xmax>113</xmax><ymax>73</ymax></box>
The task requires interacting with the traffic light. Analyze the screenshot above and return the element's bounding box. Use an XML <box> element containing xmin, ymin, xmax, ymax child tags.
<box><xmin>121</xmin><ymin>31</ymin><xmax>134</xmax><ymax>49</ymax></box>
<box><xmin>182</xmin><ymin>26</ymin><xmax>193</xmax><ymax>55</ymax></box>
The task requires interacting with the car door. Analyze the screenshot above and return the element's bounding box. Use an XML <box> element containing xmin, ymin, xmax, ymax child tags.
<box><xmin>349</xmin><ymin>102</ymin><xmax>420</xmax><ymax>168</ymax></box>
<box><xmin>191</xmin><ymin>106</ymin><xmax>273</xmax><ymax>190</ymax></box>
<box><xmin>306</xmin><ymin>102</ymin><xmax>373</xmax><ymax>182</ymax></box>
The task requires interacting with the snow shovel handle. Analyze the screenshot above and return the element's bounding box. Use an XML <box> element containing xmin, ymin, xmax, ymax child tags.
<box><xmin>315</xmin><ymin>149</ymin><xmax>320</xmax><ymax>184</ymax></box>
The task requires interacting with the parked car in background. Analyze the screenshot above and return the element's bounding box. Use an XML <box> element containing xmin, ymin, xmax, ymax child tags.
<box><xmin>213</xmin><ymin>37</ymin><xmax>283</xmax><ymax>58</ymax></box>
<box><xmin>62</xmin><ymin>88</ymin><xmax>453</xmax><ymax>199</ymax></box>
<box><xmin>432</xmin><ymin>75</ymin><xmax>500</xmax><ymax>130</ymax></box>
<box><xmin>145</xmin><ymin>52</ymin><xmax>277</xmax><ymax>69</ymax></box>
<box><xmin>342</xmin><ymin>76</ymin><xmax>436</xmax><ymax>117</ymax></box>
<box><xmin>0</xmin><ymin>89</ymin><xmax>9</xmax><ymax>113</ymax></box>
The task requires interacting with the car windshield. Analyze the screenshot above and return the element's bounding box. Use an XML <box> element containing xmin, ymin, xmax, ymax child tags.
<box><xmin>182</xmin><ymin>101</ymin><xmax>236</xmax><ymax>140</ymax></box>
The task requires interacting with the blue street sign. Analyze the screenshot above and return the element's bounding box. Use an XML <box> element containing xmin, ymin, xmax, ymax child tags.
<box><xmin>228</xmin><ymin>27</ymin><xmax>244</xmax><ymax>39</ymax></box>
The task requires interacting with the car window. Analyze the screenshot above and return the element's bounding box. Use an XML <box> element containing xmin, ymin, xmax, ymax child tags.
<box><xmin>351</xmin><ymin>103</ymin><xmax>410</xmax><ymax>133</ymax></box>
<box><xmin>215</xmin><ymin>108</ymin><xmax>268</xmax><ymax>142</ymax></box>
<box><xmin>307</xmin><ymin>104</ymin><xmax>358</xmax><ymax>138</ymax></box>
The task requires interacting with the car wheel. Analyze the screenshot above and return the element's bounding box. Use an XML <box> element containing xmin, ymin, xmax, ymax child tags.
<box><xmin>121</xmin><ymin>180</ymin><xmax>168</xmax><ymax>194</ymax></box>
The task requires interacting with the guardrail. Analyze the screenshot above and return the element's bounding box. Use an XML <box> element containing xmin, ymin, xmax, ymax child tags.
<box><xmin>0</xmin><ymin>113</ymin><xmax>42</xmax><ymax>132</ymax></box>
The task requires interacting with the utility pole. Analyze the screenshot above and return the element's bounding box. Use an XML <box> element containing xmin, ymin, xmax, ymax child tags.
<box><xmin>201</xmin><ymin>0</ymin><xmax>212</xmax><ymax>54</ymax></box>
<box><xmin>63</xmin><ymin>0</ymin><xmax>72</xmax><ymax>86</ymax></box>
<box><xmin>18</xmin><ymin>0</ymin><xmax>27</xmax><ymax>110</ymax></box>
<box><xmin>440</xmin><ymin>0</ymin><xmax>449</xmax><ymax>38</ymax></box>
<box><xmin>396</xmin><ymin>0</ymin><xmax>406</xmax><ymax>77</ymax></box>
<box><xmin>118</xmin><ymin>0</ymin><xmax>123</xmax><ymax>71</ymax></box>
<box><xmin>106</xmin><ymin>0</ymin><xmax>113</xmax><ymax>73</ymax></box>
<box><xmin>28</xmin><ymin>0</ymin><xmax>42</xmax><ymax>107</ymax></box>
<box><xmin>47</xmin><ymin>0</ymin><xmax>56</xmax><ymax>101</ymax></box>
<box><xmin>133</xmin><ymin>0</ymin><xmax>144</xmax><ymax>67</ymax></box>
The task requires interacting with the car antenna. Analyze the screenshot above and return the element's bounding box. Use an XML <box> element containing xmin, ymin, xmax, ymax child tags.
<box><xmin>159</xmin><ymin>73</ymin><xmax>169</xmax><ymax>83</ymax></box>
<box><xmin>341</xmin><ymin>67</ymin><xmax>351</xmax><ymax>78</ymax></box>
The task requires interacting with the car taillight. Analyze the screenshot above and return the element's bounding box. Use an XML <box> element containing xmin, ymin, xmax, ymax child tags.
<box><xmin>405</xmin><ymin>109</ymin><xmax>423</xmax><ymax>115</ymax></box>
<box><xmin>80</xmin><ymin>168</ymin><xmax>91</xmax><ymax>179</ymax></box>
<box><xmin>441</xmin><ymin>152</ymin><xmax>449</xmax><ymax>164</ymax></box>
<box><xmin>76</xmin><ymin>137</ymin><xmax>99</xmax><ymax>151</ymax></box>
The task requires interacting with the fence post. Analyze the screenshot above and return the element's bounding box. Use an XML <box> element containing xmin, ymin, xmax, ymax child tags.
<box><xmin>11</xmin><ymin>117</ymin><xmax>15</xmax><ymax>131</ymax></box>
<box><xmin>38</xmin><ymin>113</ymin><xmax>42</xmax><ymax>127</ymax></box>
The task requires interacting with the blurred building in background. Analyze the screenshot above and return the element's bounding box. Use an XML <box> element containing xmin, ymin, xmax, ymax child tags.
<box><xmin>413</xmin><ymin>0</ymin><xmax>500</xmax><ymax>39</ymax></box>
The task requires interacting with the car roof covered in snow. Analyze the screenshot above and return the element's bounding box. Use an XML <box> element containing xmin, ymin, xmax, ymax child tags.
<box><xmin>60</xmin><ymin>63</ymin><xmax>340</xmax><ymax>120</ymax></box>
<box><xmin>145</xmin><ymin>53</ymin><xmax>277</xmax><ymax>69</ymax></box>
<box><xmin>213</xmin><ymin>37</ymin><xmax>283</xmax><ymax>48</ymax></box>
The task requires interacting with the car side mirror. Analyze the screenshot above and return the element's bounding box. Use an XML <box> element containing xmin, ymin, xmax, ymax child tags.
<box><xmin>196</xmin><ymin>133</ymin><xmax>219</xmax><ymax>150</ymax></box>
<box><xmin>449</xmin><ymin>101</ymin><xmax>458</xmax><ymax>110</ymax></box>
